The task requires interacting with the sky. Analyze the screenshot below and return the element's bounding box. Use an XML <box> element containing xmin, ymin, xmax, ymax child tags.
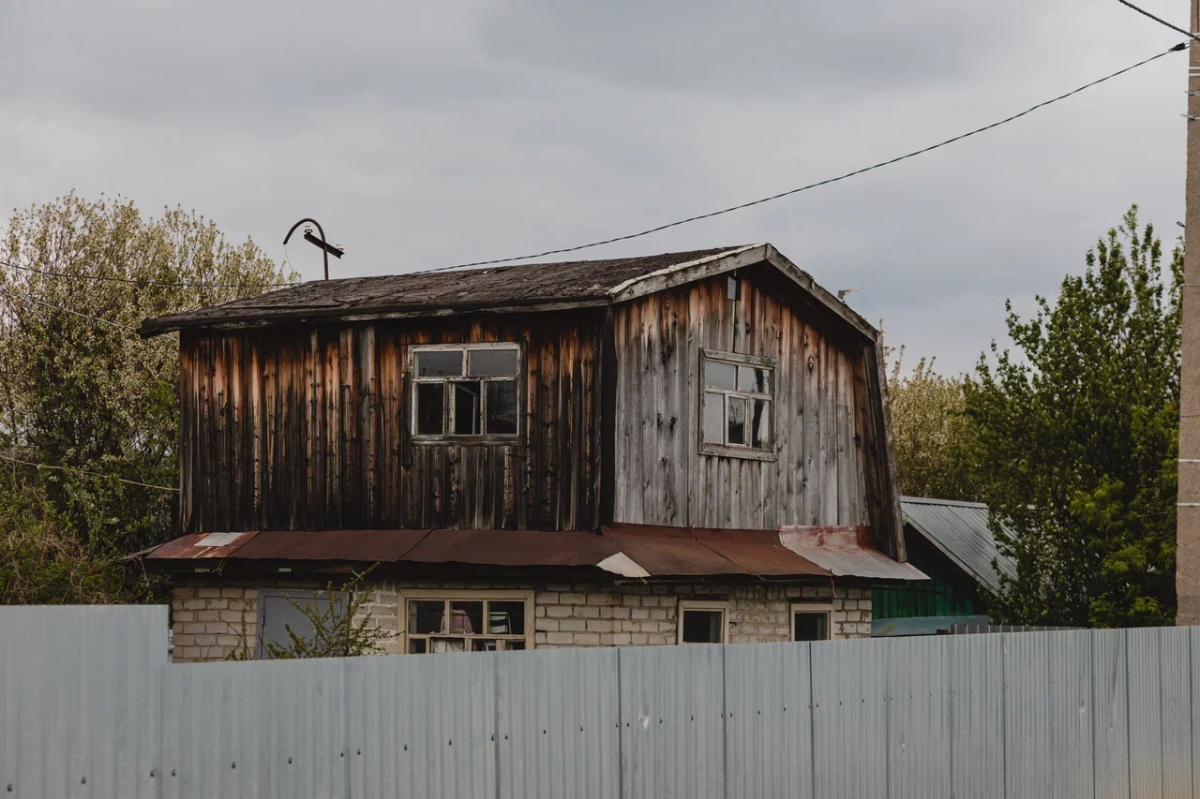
<box><xmin>0</xmin><ymin>1</ymin><xmax>1190</xmax><ymax>375</ymax></box>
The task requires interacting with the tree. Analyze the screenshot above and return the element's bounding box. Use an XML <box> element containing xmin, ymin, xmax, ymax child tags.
<box><xmin>0</xmin><ymin>194</ymin><xmax>294</xmax><ymax>602</ymax></box>
<box><xmin>964</xmin><ymin>207</ymin><xmax>1180</xmax><ymax>627</ymax></box>
<box><xmin>887</xmin><ymin>347</ymin><xmax>979</xmax><ymax>501</ymax></box>
<box><xmin>224</xmin><ymin>566</ymin><xmax>392</xmax><ymax>661</ymax></box>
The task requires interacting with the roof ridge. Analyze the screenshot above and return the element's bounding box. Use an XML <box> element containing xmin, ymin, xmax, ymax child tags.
<box><xmin>900</xmin><ymin>495</ymin><xmax>988</xmax><ymax>509</ymax></box>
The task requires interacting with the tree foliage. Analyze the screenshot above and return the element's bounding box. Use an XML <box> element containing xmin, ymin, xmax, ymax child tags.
<box><xmin>887</xmin><ymin>348</ymin><xmax>979</xmax><ymax>501</ymax></box>
<box><xmin>964</xmin><ymin>207</ymin><xmax>1180</xmax><ymax>627</ymax></box>
<box><xmin>0</xmin><ymin>194</ymin><xmax>293</xmax><ymax>603</ymax></box>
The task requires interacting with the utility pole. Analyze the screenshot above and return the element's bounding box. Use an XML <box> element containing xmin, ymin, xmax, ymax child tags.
<box><xmin>1179</xmin><ymin>0</ymin><xmax>1200</xmax><ymax>625</ymax></box>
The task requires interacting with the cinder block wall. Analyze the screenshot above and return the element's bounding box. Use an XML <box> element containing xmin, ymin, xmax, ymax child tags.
<box><xmin>170</xmin><ymin>579</ymin><xmax>870</xmax><ymax>663</ymax></box>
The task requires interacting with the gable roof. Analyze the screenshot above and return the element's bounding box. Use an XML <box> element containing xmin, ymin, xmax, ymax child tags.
<box><xmin>899</xmin><ymin>496</ymin><xmax>1017</xmax><ymax>595</ymax></box>
<box><xmin>139</xmin><ymin>243</ymin><xmax>877</xmax><ymax>340</ymax></box>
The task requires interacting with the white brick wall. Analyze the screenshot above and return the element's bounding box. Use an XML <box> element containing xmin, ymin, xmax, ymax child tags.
<box><xmin>170</xmin><ymin>578</ymin><xmax>871</xmax><ymax>662</ymax></box>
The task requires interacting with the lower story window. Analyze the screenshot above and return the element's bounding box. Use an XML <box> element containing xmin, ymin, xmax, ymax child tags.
<box><xmin>678</xmin><ymin>600</ymin><xmax>729</xmax><ymax>644</ymax></box>
<box><xmin>403</xmin><ymin>590</ymin><xmax>534</xmax><ymax>653</ymax></box>
<box><xmin>791</xmin><ymin>603</ymin><xmax>833</xmax><ymax>641</ymax></box>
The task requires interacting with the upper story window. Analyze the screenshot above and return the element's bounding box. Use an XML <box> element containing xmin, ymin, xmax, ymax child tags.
<box><xmin>700</xmin><ymin>349</ymin><xmax>775</xmax><ymax>460</ymax></box>
<box><xmin>411</xmin><ymin>343</ymin><xmax>521</xmax><ymax>440</ymax></box>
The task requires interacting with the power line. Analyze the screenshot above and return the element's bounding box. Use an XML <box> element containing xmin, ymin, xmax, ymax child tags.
<box><xmin>420</xmin><ymin>42</ymin><xmax>1189</xmax><ymax>274</ymax></box>
<box><xmin>1115</xmin><ymin>0</ymin><xmax>1200</xmax><ymax>41</ymax></box>
<box><xmin>0</xmin><ymin>285</ymin><xmax>180</xmax><ymax>343</ymax></box>
<box><xmin>1</xmin><ymin>258</ymin><xmax>298</xmax><ymax>290</ymax></box>
<box><xmin>0</xmin><ymin>453</ymin><xmax>179</xmax><ymax>492</ymax></box>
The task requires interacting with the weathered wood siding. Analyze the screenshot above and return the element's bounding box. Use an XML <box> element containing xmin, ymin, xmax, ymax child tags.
<box><xmin>180</xmin><ymin>313</ymin><xmax>603</xmax><ymax>534</ymax></box>
<box><xmin>613</xmin><ymin>266</ymin><xmax>876</xmax><ymax>530</ymax></box>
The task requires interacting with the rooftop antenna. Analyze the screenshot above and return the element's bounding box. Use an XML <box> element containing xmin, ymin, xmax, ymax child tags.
<box><xmin>283</xmin><ymin>218</ymin><xmax>344</xmax><ymax>280</ymax></box>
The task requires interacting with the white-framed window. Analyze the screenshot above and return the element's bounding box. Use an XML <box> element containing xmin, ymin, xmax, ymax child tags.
<box><xmin>401</xmin><ymin>589</ymin><xmax>534</xmax><ymax>653</ymax></box>
<box><xmin>700</xmin><ymin>349</ymin><xmax>775</xmax><ymax>461</ymax></box>
<box><xmin>411</xmin><ymin>343</ymin><xmax>521</xmax><ymax>441</ymax></box>
<box><xmin>791</xmin><ymin>602</ymin><xmax>834</xmax><ymax>641</ymax></box>
<box><xmin>677</xmin><ymin>599</ymin><xmax>729</xmax><ymax>644</ymax></box>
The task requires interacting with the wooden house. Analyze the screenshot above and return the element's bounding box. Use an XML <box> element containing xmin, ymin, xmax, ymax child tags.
<box><xmin>136</xmin><ymin>243</ymin><xmax>924</xmax><ymax>661</ymax></box>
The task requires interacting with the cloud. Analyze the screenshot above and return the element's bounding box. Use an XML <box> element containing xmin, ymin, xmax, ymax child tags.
<box><xmin>0</xmin><ymin>0</ymin><xmax>1187</xmax><ymax>374</ymax></box>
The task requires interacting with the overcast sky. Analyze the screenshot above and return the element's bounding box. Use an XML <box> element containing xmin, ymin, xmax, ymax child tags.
<box><xmin>0</xmin><ymin>1</ymin><xmax>1189</xmax><ymax>374</ymax></box>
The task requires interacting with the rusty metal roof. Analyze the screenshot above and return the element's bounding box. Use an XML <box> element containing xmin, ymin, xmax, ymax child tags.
<box><xmin>139</xmin><ymin>246</ymin><xmax>752</xmax><ymax>336</ymax></box>
<box><xmin>779</xmin><ymin>526</ymin><xmax>928</xmax><ymax>581</ymax></box>
<box><xmin>138</xmin><ymin>524</ymin><xmax>921</xmax><ymax>581</ymax></box>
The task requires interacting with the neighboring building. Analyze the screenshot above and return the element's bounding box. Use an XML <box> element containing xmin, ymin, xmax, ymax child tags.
<box><xmin>871</xmin><ymin>496</ymin><xmax>1017</xmax><ymax>637</ymax></box>
<box><xmin>134</xmin><ymin>243</ymin><xmax>925</xmax><ymax>661</ymax></box>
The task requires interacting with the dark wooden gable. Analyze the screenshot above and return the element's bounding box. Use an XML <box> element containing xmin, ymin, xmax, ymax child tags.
<box><xmin>179</xmin><ymin>311</ymin><xmax>604</xmax><ymax>535</ymax></box>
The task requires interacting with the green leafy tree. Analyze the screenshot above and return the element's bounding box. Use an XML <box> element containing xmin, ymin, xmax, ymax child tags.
<box><xmin>964</xmin><ymin>207</ymin><xmax>1180</xmax><ymax>627</ymax></box>
<box><xmin>887</xmin><ymin>347</ymin><xmax>980</xmax><ymax>501</ymax></box>
<box><xmin>0</xmin><ymin>194</ymin><xmax>294</xmax><ymax>603</ymax></box>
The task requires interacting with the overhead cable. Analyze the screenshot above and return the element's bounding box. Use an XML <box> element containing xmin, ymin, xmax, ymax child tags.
<box><xmin>0</xmin><ymin>285</ymin><xmax>179</xmax><ymax>343</ymax></box>
<box><xmin>1115</xmin><ymin>0</ymin><xmax>1200</xmax><ymax>41</ymax></box>
<box><xmin>1</xmin><ymin>258</ymin><xmax>298</xmax><ymax>291</ymax></box>
<box><xmin>0</xmin><ymin>453</ymin><xmax>179</xmax><ymax>492</ymax></box>
<box><xmin>420</xmin><ymin>42</ymin><xmax>1189</xmax><ymax>273</ymax></box>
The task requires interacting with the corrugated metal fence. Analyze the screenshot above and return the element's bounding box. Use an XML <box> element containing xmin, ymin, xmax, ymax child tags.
<box><xmin>3</xmin><ymin>606</ymin><xmax>1199</xmax><ymax>798</ymax></box>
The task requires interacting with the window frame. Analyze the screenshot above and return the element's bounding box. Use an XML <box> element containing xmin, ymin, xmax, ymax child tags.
<box><xmin>676</xmin><ymin>599</ymin><xmax>730</xmax><ymax>644</ymax></box>
<box><xmin>255</xmin><ymin>588</ymin><xmax>347</xmax><ymax>660</ymax></box>
<box><xmin>699</xmin><ymin>348</ymin><xmax>777</xmax><ymax>462</ymax></box>
<box><xmin>409</xmin><ymin>342</ymin><xmax>523</xmax><ymax>445</ymax></box>
<box><xmin>790</xmin><ymin>601</ymin><xmax>835</xmax><ymax>642</ymax></box>
<box><xmin>399</xmin><ymin>588</ymin><xmax>535</xmax><ymax>653</ymax></box>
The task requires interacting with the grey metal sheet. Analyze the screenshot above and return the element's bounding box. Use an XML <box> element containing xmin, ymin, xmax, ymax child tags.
<box><xmin>1159</xmin><ymin>627</ymin><xmax>1192</xmax><ymax>799</ymax></box>
<box><xmin>495</xmin><ymin>647</ymin><xmax>619</xmax><ymax>799</ymax></box>
<box><xmin>948</xmin><ymin>632</ymin><xmax>1004</xmax><ymax>799</ymax></box>
<box><xmin>1046</xmin><ymin>630</ymin><xmax>1094</xmax><ymax>799</ymax></box>
<box><xmin>1003</xmin><ymin>631</ymin><xmax>1053</xmax><ymax>798</ymax></box>
<box><xmin>886</xmin><ymin>635</ymin><xmax>951</xmax><ymax>799</ymax></box>
<box><xmin>1127</xmin><ymin>627</ymin><xmax>1164</xmax><ymax>799</ymax></box>
<box><xmin>722</xmin><ymin>642</ymin><xmax>814</xmax><ymax>799</ymax></box>
<box><xmin>618</xmin><ymin>645</ymin><xmax>725</xmax><ymax>799</ymax></box>
<box><xmin>0</xmin><ymin>605</ymin><xmax>167</xmax><ymax>799</ymax></box>
<box><xmin>810</xmin><ymin>637</ymin><xmax>889</xmax><ymax>798</ymax></box>
<box><xmin>345</xmin><ymin>652</ymin><xmax>496</xmax><ymax>799</ymax></box>
<box><xmin>1092</xmin><ymin>629</ymin><xmax>1131</xmax><ymax>799</ymax></box>
<box><xmin>160</xmin><ymin>658</ymin><xmax>347</xmax><ymax>799</ymax></box>
<box><xmin>900</xmin><ymin>496</ymin><xmax>1017</xmax><ymax>594</ymax></box>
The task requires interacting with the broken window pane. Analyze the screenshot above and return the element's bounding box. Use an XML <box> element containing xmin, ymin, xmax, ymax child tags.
<box><xmin>703</xmin><ymin>392</ymin><xmax>724</xmax><ymax>444</ymax></box>
<box><xmin>450</xmin><ymin>601</ymin><xmax>483</xmax><ymax>634</ymax></box>
<box><xmin>416</xmin><ymin>383</ymin><xmax>444</xmax><ymax>435</ymax></box>
<box><xmin>681</xmin><ymin>609</ymin><xmax>724</xmax><ymax>643</ymax></box>
<box><xmin>739</xmin><ymin>366</ymin><xmax>770</xmax><ymax>394</ymax></box>
<box><xmin>485</xmin><ymin>381</ymin><xmax>518</xmax><ymax>435</ymax></box>
<box><xmin>751</xmin><ymin>399</ymin><xmax>770</xmax><ymax>449</ymax></box>
<box><xmin>416</xmin><ymin>349</ymin><xmax>463</xmax><ymax>377</ymax></box>
<box><xmin>468</xmin><ymin>348</ymin><xmax>519</xmax><ymax>377</ymax></box>
<box><xmin>409</xmin><ymin>600</ymin><xmax>445</xmax><ymax>634</ymax></box>
<box><xmin>453</xmin><ymin>381</ymin><xmax>482</xmax><ymax>435</ymax></box>
<box><xmin>489</xmin><ymin>601</ymin><xmax>525</xmax><ymax>635</ymax></box>
<box><xmin>705</xmin><ymin>360</ymin><xmax>736</xmax><ymax>390</ymax></box>
<box><xmin>727</xmin><ymin>397</ymin><xmax>746</xmax><ymax>445</ymax></box>
<box><xmin>794</xmin><ymin>612</ymin><xmax>829</xmax><ymax>642</ymax></box>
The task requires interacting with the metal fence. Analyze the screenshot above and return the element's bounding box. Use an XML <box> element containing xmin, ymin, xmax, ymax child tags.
<box><xmin>3</xmin><ymin>605</ymin><xmax>1199</xmax><ymax>798</ymax></box>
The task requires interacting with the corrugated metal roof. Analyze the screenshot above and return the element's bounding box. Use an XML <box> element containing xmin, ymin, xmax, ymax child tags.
<box><xmin>778</xmin><ymin>526</ymin><xmax>928</xmax><ymax>581</ymax></box>
<box><xmin>138</xmin><ymin>523</ymin><xmax>922</xmax><ymax>581</ymax></box>
<box><xmin>899</xmin><ymin>496</ymin><xmax>1017</xmax><ymax>594</ymax></box>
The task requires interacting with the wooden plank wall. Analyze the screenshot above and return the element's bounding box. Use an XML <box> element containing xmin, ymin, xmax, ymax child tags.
<box><xmin>612</xmin><ymin>267</ymin><xmax>873</xmax><ymax>530</ymax></box>
<box><xmin>179</xmin><ymin>312</ymin><xmax>603</xmax><ymax>534</ymax></box>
